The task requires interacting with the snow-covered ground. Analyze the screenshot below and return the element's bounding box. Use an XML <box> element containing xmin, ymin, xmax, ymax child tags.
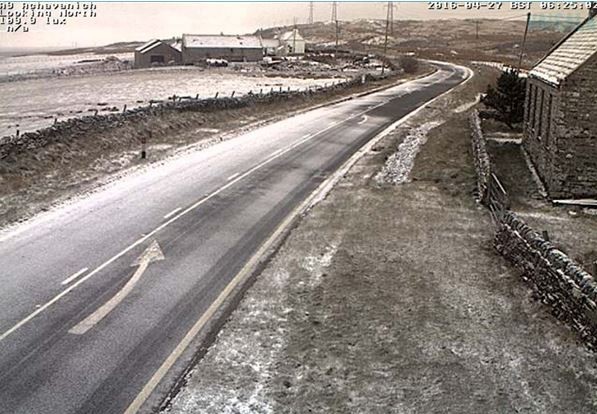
<box><xmin>0</xmin><ymin>52</ymin><xmax>133</xmax><ymax>78</ymax></box>
<box><xmin>375</xmin><ymin>120</ymin><xmax>443</xmax><ymax>185</ymax></box>
<box><xmin>0</xmin><ymin>68</ymin><xmax>345</xmax><ymax>136</ymax></box>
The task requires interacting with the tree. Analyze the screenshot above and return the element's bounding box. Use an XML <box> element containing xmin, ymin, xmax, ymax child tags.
<box><xmin>399</xmin><ymin>56</ymin><xmax>419</xmax><ymax>74</ymax></box>
<box><xmin>482</xmin><ymin>69</ymin><xmax>526</xmax><ymax>128</ymax></box>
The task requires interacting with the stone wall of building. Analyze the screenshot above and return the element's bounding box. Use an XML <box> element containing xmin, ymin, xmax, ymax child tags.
<box><xmin>553</xmin><ymin>54</ymin><xmax>597</xmax><ymax>198</ymax></box>
<box><xmin>523</xmin><ymin>54</ymin><xmax>597</xmax><ymax>199</ymax></box>
<box><xmin>523</xmin><ymin>77</ymin><xmax>559</xmax><ymax>194</ymax></box>
<box><xmin>182</xmin><ymin>47</ymin><xmax>263</xmax><ymax>64</ymax></box>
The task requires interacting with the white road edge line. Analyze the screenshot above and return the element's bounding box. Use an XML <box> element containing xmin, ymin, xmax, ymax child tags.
<box><xmin>123</xmin><ymin>62</ymin><xmax>474</xmax><ymax>414</ymax></box>
<box><xmin>0</xmin><ymin>77</ymin><xmax>404</xmax><ymax>345</ymax></box>
<box><xmin>226</xmin><ymin>172</ymin><xmax>240</xmax><ymax>181</ymax></box>
<box><xmin>163</xmin><ymin>207</ymin><xmax>182</xmax><ymax>220</ymax></box>
<box><xmin>61</xmin><ymin>268</ymin><xmax>89</xmax><ymax>286</ymax></box>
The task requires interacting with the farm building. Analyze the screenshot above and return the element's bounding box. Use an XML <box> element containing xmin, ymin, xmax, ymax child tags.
<box><xmin>181</xmin><ymin>34</ymin><xmax>263</xmax><ymax>63</ymax></box>
<box><xmin>279</xmin><ymin>29</ymin><xmax>306</xmax><ymax>55</ymax></box>
<box><xmin>523</xmin><ymin>12</ymin><xmax>597</xmax><ymax>199</ymax></box>
<box><xmin>262</xmin><ymin>38</ymin><xmax>284</xmax><ymax>56</ymax></box>
<box><xmin>134</xmin><ymin>39</ymin><xmax>182</xmax><ymax>69</ymax></box>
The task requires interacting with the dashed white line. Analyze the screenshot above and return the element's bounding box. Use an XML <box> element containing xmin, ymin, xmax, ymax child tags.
<box><xmin>0</xmin><ymin>70</ymin><xmax>454</xmax><ymax>345</ymax></box>
<box><xmin>227</xmin><ymin>172</ymin><xmax>240</xmax><ymax>181</ymax></box>
<box><xmin>61</xmin><ymin>268</ymin><xmax>89</xmax><ymax>286</ymax></box>
<box><xmin>163</xmin><ymin>207</ymin><xmax>182</xmax><ymax>219</ymax></box>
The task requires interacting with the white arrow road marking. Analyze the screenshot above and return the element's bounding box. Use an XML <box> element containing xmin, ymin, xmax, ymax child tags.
<box><xmin>69</xmin><ymin>241</ymin><xmax>164</xmax><ymax>335</ymax></box>
<box><xmin>61</xmin><ymin>268</ymin><xmax>89</xmax><ymax>286</ymax></box>
<box><xmin>358</xmin><ymin>115</ymin><xmax>368</xmax><ymax>125</ymax></box>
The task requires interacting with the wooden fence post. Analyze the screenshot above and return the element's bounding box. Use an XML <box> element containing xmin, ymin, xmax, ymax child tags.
<box><xmin>141</xmin><ymin>132</ymin><xmax>149</xmax><ymax>159</ymax></box>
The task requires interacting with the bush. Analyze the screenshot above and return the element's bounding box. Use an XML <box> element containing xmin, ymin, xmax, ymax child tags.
<box><xmin>482</xmin><ymin>68</ymin><xmax>526</xmax><ymax>128</ymax></box>
<box><xmin>399</xmin><ymin>56</ymin><xmax>419</xmax><ymax>74</ymax></box>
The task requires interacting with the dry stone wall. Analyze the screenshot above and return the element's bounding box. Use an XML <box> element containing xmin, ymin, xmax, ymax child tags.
<box><xmin>469</xmin><ymin>110</ymin><xmax>491</xmax><ymax>203</ymax></box>
<box><xmin>0</xmin><ymin>74</ymin><xmax>377</xmax><ymax>161</ymax></box>
<box><xmin>495</xmin><ymin>212</ymin><xmax>597</xmax><ymax>349</ymax></box>
<box><xmin>470</xmin><ymin>110</ymin><xmax>597</xmax><ymax>349</ymax></box>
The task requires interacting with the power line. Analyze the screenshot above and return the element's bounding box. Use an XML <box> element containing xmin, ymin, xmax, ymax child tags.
<box><xmin>382</xmin><ymin>1</ymin><xmax>391</xmax><ymax>76</ymax></box>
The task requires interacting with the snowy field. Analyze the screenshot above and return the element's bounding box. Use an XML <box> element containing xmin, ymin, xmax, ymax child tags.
<box><xmin>0</xmin><ymin>67</ymin><xmax>345</xmax><ymax>136</ymax></box>
<box><xmin>0</xmin><ymin>52</ymin><xmax>133</xmax><ymax>78</ymax></box>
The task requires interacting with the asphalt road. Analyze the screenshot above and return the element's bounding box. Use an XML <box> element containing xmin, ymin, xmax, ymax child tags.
<box><xmin>0</xmin><ymin>62</ymin><xmax>470</xmax><ymax>414</ymax></box>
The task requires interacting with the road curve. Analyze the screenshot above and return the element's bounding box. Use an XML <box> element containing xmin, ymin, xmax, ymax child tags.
<box><xmin>0</xmin><ymin>62</ymin><xmax>470</xmax><ymax>414</ymax></box>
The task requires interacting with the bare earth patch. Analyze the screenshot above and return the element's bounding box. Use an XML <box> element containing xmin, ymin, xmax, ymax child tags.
<box><xmin>165</xmin><ymin>67</ymin><xmax>597</xmax><ymax>413</ymax></box>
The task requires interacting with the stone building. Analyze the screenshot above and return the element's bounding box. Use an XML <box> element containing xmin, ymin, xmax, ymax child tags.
<box><xmin>181</xmin><ymin>34</ymin><xmax>263</xmax><ymax>63</ymax></box>
<box><xmin>134</xmin><ymin>39</ymin><xmax>182</xmax><ymax>69</ymax></box>
<box><xmin>523</xmin><ymin>13</ymin><xmax>597</xmax><ymax>199</ymax></box>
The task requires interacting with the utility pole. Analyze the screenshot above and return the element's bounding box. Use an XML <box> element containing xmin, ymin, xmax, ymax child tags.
<box><xmin>331</xmin><ymin>1</ymin><xmax>337</xmax><ymax>22</ymax></box>
<box><xmin>308</xmin><ymin>1</ymin><xmax>314</xmax><ymax>24</ymax></box>
<box><xmin>475</xmin><ymin>20</ymin><xmax>480</xmax><ymax>40</ymax></box>
<box><xmin>293</xmin><ymin>18</ymin><xmax>297</xmax><ymax>54</ymax></box>
<box><xmin>385</xmin><ymin>2</ymin><xmax>396</xmax><ymax>35</ymax></box>
<box><xmin>517</xmin><ymin>12</ymin><xmax>531</xmax><ymax>73</ymax></box>
<box><xmin>382</xmin><ymin>2</ymin><xmax>391</xmax><ymax>76</ymax></box>
<box><xmin>335</xmin><ymin>19</ymin><xmax>340</xmax><ymax>53</ymax></box>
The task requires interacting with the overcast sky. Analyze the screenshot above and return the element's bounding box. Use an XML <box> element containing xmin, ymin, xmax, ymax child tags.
<box><xmin>0</xmin><ymin>1</ymin><xmax>588</xmax><ymax>49</ymax></box>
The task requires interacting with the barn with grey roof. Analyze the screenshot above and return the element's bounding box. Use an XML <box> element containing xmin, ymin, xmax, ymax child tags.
<box><xmin>523</xmin><ymin>11</ymin><xmax>597</xmax><ymax>199</ymax></box>
<box><xmin>181</xmin><ymin>34</ymin><xmax>264</xmax><ymax>63</ymax></box>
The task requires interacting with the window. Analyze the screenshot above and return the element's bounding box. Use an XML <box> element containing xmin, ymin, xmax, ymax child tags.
<box><xmin>545</xmin><ymin>93</ymin><xmax>553</xmax><ymax>147</ymax></box>
<box><xmin>529</xmin><ymin>84</ymin><xmax>536</xmax><ymax>131</ymax></box>
<box><xmin>536</xmin><ymin>87</ymin><xmax>544</xmax><ymax>140</ymax></box>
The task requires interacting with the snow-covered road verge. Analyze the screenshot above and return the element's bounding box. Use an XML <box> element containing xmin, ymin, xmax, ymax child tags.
<box><xmin>375</xmin><ymin>120</ymin><xmax>443</xmax><ymax>185</ymax></box>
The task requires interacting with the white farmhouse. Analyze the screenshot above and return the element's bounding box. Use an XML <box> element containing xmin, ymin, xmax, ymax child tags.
<box><xmin>278</xmin><ymin>29</ymin><xmax>305</xmax><ymax>55</ymax></box>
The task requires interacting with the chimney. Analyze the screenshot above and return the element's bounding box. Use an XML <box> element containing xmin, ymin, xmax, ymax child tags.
<box><xmin>591</xmin><ymin>2</ymin><xmax>597</xmax><ymax>18</ymax></box>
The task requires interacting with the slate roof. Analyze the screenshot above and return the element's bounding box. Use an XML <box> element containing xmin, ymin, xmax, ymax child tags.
<box><xmin>182</xmin><ymin>34</ymin><xmax>263</xmax><ymax>49</ymax></box>
<box><xmin>530</xmin><ymin>16</ymin><xmax>597</xmax><ymax>86</ymax></box>
<box><xmin>136</xmin><ymin>39</ymin><xmax>161</xmax><ymax>54</ymax></box>
<box><xmin>136</xmin><ymin>39</ymin><xmax>181</xmax><ymax>54</ymax></box>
